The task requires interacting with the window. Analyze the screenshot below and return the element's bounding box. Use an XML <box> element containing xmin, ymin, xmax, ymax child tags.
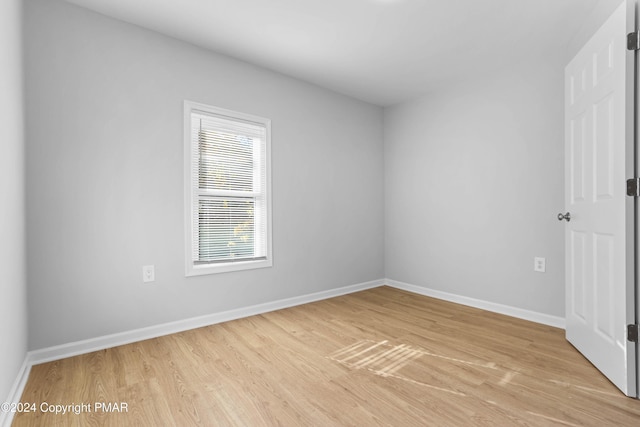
<box><xmin>184</xmin><ymin>101</ymin><xmax>272</xmax><ymax>276</ymax></box>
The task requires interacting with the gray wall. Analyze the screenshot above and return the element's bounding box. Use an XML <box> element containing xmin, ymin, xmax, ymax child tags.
<box><xmin>21</xmin><ymin>0</ymin><xmax>629</xmax><ymax>353</ymax></box>
<box><xmin>0</xmin><ymin>0</ymin><xmax>27</xmax><ymax>404</ymax></box>
<box><xmin>384</xmin><ymin>56</ymin><xmax>566</xmax><ymax>317</ymax></box>
<box><xmin>25</xmin><ymin>0</ymin><xmax>384</xmax><ymax>350</ymax></box>
<box><xmin>382</xmin><ymin>0</ymin><xmax>631</xmax><ymax>320</ymax></box>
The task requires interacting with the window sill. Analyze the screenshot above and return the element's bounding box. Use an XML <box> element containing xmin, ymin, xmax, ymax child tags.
<box><xmin>185</xmin><ymin>258</ymin><xmax>272</xmax><ymax>277</ymax></box>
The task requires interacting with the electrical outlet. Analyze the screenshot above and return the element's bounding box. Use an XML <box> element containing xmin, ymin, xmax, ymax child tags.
<box><xmin>142</xmin><ymin>265</ymin><xmax>155</xmax><ymax>282</ymax></box>
<box><xmin>534</xmin><ymin>257</ymin><xmax>546</xmax><ymax>273</ymax></box>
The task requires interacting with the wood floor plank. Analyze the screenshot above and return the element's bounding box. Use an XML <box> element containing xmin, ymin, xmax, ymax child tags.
<box><xmin>12</xmin><ymin>286</ymin><xmax>640</xmax><ymax>426</ymax></box>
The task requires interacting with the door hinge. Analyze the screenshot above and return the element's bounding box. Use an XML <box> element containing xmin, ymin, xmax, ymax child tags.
<box><xmin>628</xmin><ymin>32</ymin><xmax>640</xmax><ymax>50</ymax></box>
<box><xmin>629</xmin><ymin>324</ymin><xmax>639</xmax><ymax>343</ymax></box>
<box><xmin>627</xmin><ymin>178</ymin><xmax>640</xmax><ymax>197</ymax></box>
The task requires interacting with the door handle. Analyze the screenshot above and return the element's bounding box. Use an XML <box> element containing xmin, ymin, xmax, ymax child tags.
<box><xmin>557</xmin><ymin>212</ymin><xmax>571</xmax><ymax>222</ymax></box>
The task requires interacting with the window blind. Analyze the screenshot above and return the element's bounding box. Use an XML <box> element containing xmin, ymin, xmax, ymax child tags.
<box><xmin>190</xmin><ymin>110</ymin><xmax>268</xmax><ymax>264</ymax></box>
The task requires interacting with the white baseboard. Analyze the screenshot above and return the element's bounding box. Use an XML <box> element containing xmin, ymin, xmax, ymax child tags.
<box><xmin>385</xmin><ymin>279</ymin><xmax>566</xmax><ymax>329</ymax></box>
<box><xmin>24</xmin><ymin>278</ymin><xmax>565</xmax><ymax>364</ymax></box>
<box><xmin>0</xmin><ymin>357</ymin><xmax>31</xmax><ymax>427</ymax></box>
<box><xmin>28</xmin><ymin>279</ymin><xmax>384</xmax><ymax>365</ymax></box>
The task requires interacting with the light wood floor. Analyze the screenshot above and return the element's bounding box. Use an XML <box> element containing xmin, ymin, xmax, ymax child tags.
<box><xmin>13</xmin><ymin>286</ymin><xmax>640</xmax><ymax>426</ymax></box>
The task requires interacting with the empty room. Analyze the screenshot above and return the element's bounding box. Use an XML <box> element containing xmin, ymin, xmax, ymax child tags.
<box><xmin>3</xmin><ymin>0</ymin><xmax>640</xmax><ymax>425</ymax></box>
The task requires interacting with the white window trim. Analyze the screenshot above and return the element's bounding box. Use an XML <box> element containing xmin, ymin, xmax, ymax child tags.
<box><xmin>184</xmin><ymin>100</ymin><xmax>273</xmax><ymax>276</ymax></box>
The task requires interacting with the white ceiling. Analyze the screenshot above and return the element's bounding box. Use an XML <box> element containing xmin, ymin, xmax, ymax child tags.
<box><xmin>66</xmin><ymin>0</ymin><xmax>599</xmax><ymax>106</ymax></box>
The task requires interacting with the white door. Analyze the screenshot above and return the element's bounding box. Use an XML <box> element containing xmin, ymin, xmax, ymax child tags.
<box><xmin>564</xmin><ymin>0</ymin><xmax>637</xmax><ymax>397</ymax></box>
